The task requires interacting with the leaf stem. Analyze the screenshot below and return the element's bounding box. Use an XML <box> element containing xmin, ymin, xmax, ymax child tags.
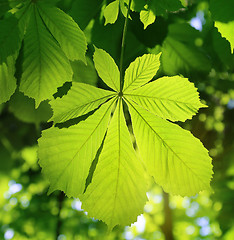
<box><xmin>119</xmin><ymin>0</ymin><xmax>132</xmax><ymax>93</ymax></box>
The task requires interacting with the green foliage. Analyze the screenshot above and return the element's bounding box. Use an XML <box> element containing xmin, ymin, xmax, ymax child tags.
<box><xmin>210</xmin><ymin>0</ymin><xmax>234</xmax><ymax>53</ymax></box>
<box><xmin>104</xmin><ymin>0</ymin><xmax>120</xmax><ymax>25</ymax></box>
<box><xmin>125</xmin><ymin>76</ymin><xmax>206</xmax><ymax>122</ymax></box>
<box><xmin>38</xmin><ymin>48</ymin><xmax>212</xmax><ymax>229</ymax></box>
<box><xmin>9</xmin><ymin>90</ymin><xmax>52</xmax><ymax>124</ymax></box>
<box><xmin>0</xmin><ymin>0</ymin><xmax>87</xmax><ymax>106</ymax></box>
<box><xmin>1</xmin><ymin>0</ymin><xmax>234</xmax><ymax>237</ymax></box>
<box><xmin>140</xmin><ymin>7</ymin><xmax>156</xmax><ymax>29</ymax></box>
<box><xmin>20</xmin><ymin>4</ymin><xmax>73</xmax><ymax>107</ymax></box>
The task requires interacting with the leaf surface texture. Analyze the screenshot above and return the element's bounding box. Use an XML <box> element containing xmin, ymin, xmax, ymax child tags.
<box><xmin>127</xmin><ymin>100</ymin><xmax>213</xmax><ymax>196</ymax></box>
<box><xmin>82</xmin><ymin>100</ymin><xmax>148</xmax><ymax>230</ymax></box>
<box><xmin>38</xmin><ymin>100</ymin><xmax>114</xmax><ymax>197</ymax></box>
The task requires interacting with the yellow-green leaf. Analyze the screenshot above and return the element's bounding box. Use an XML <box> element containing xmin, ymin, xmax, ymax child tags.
<box><xmin>127</xmin><ymin>99</ymin><xmax>213</xmax><ymax>197</ymax></box>
<box><xmin>38</xmin><ymin>99</ymin><xmax>115</xmax><ymax>198</ymax></box>
<box><xmin>82</xmin><ymin>99</ymin><xmax>148</xmax><ymax>230</ymax></box>
<box><xmin>125</xmin><ymin>76</ymin><xmax>206</xmax><ymax>122</ymax></box>
<box><xmin>123</xmin><ymin>53</ymin><xmax>161</xmax><ymax>93</ymax></box>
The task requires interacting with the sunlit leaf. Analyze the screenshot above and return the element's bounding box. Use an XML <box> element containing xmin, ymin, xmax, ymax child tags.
<box><xmin>125</xmin><ymin>76</ymin><xmax>206</xmax><ymax>122</ymax></box>
<box><xmin>37</xmin><ymin>2</ymin><xmax>87</xmax><ymax>62</ymax></box>
<box><xmin>38</xmin><ymin>99</ymin><xmax>115</xmax><ymax>197</ymax></box>
<box><xmin>50</xmin><ymin>82</ymin><xmax>115</xmax><ymax>123</ymax></box>
<box><xmin>127</xmin><ymin>100</ymin><xmax>213</xmax><ymax>196</ymax></box>
<box><xmin>123</xmin><ymin>53</ymin><xmax>161</xmax><ymax>93</ymax></box>
<box><xmin>82</xmin><ymin>99</ymin><xmax>148</xmax><ymax>230</ymax></box>
<box><xmin>20</xmin><ymin>5</ymin><xmax>73</xmax><ymax>107</ymax></box>
<box><xmin>93</xmin><ymin>47</ymin><xmax>120</xmax><ymax>92</ymax></box>
<box><xmin>104</xmin><ymin>0</ymin><xmax>119</xmax><ymax>25</ymax></box>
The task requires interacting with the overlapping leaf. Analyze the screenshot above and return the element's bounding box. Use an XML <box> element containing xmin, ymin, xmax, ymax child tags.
<box><xmin>20</xmin><ymin>5</ymin><xmax>73</xmax><ymax>107</ymax></box>
<box><xmin>37</xmin><ymin>2</ymin><xmax>87</xmax><ymax>62</ymax></box>
<box><xmin>0</xmin><ymin>1</ymin><xmax>87</xmax><ymax>105</ymax></box>
<box><xmin>38</xmin><ymin>48</ymin><xmax>213</xmax><ymax>230</ymax></box>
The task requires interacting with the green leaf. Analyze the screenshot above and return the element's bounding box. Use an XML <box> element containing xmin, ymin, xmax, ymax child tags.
<box><xmin>9</xmin><ymin>90</ymin><xmax>53</xmax><ymax>124</ymax></box>
<box><xmin>50</xmin><ymin>82</ymin><xmax>115</xmax><ymax>123</ymax></box>
<box><xmin>140</xmin><ymin>8</ymin><xmax>156</xmax><ymax>29</ymax></box>
<box><xmin>0</xmin><ymin>0</ymin><xmax>10</xmax><ymax>18</ymax></box>
<box><xmin>93</xmin><ymin>47</ymin><xmax>120</xmax><ymax>92</ymax></box>
<box><xmin>71</xmin><ymin>57</ymin><xmax>98</xmax><ymax>86</ymax></box>
<box><xmin>82</xmin><ymin>99</ymin><xmax>148</xmax><ymax>230</ymax></box>
<box><xmin>123</xmin><ymin>53</ymin><xmax>161</xmax><ymax>93</ymax></box>
<box><xmin>0</xmin><ymin>15</ymin><xmax>22</xmax><ymax>64</ymax></box>
<box><xmin>38</xmin><ymin>99</ymin><xmax>115</xmax><ymax>197</ymax></box>
<box><xmin>210</xmin><ymin>0</ymin><xmax>234</xmax><ymax>23</ymax></box>
<box><xmin>127</xmin><ymin>100</ymin><xmax>213</xmax><ymax>197</ymax></box>
<box><xmin>20</xmin><ymin>5</ymin><xmax>73</xmax><ymax>108</ymax></box>
<box><xmin>150</xmin><ymin>0</ymin><xmax>183</xmax><ymax>16</ymax></box>
<box><xmin>125</xmin><ymin>76</ymin><xmax>206</xmax><ymax>122</ymax></box>
<box><xmin>0</xmin><ymin>55</ymin><xmax>17</xmax><ymax>104</ymax></box>
<box><xmin>37</xmin><ymin>2</ymin><xmax>87</xmax><ymax>62</ymax></box>
<box><xmin>104</xmin><ymin>0</ymin><xmax>119</xmax><ymax>25</ymax></box>
<box><xmin>162</xmin><ymin>37</ymin><xmax>211</xmax><ymax>75</ymax></box>
<box><xmin>69</xmin><ymin>0</ymin><xmax>103</xmax><ymax>30</ymax></box>
<box><xmin>215</xmin><ymin>21</ymin><xmax>234</xmax><ymax>54</ymax></box>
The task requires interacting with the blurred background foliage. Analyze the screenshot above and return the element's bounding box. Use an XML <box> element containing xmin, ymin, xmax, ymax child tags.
<box><xmin>0</xmin><ymin>0</ymin><xmax>234</xmax><ymax>239</ymax></box>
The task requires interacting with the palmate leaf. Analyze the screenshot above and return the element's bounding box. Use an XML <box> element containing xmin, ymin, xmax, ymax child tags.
<box><xmin>125</xmin><ymin>76</ymin><xmax>206</xmax><ymax>122</ymax></box>
<box><xmin>50</xmin><ymin>82</ymin><xmax>115</xmax><ymax>123</ymax></box>
<box><xmin>38</xmin><ymin>49</ymin><xmax>213</xmax><ymax>230</ymax></box>
<box><xmin>127</xmin><ymin>99</ymin><xmax>213</xmax><ymax>196</ymax></box>
<box><xmin>37</xmin><ymin>2</ymin><xmax>87</xmax><ymax>62</ymax></box>
<box><xmin>38</xmin><ymin>99</ymin><xmax>115</xmax><ymax>197</ymax></box>
<box><xmin>81</xmin><ymin>99</ymin><xmax>148</xmax><ymax>231</ymax></box>
<box><xmin>123</xmin><ymin>53</ymin><xmax>161</xmax><ymax>93</ymax></box>
<box><xmin>20</xmin><ymin>5</ymin><xmax>73</xmax><ymax>108</ymax></box>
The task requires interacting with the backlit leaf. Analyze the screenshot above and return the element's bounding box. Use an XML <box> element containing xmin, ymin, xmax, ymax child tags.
<box><xmin>93</xmin><ymin>47</ymin><xmax>120</xmax><ymax>92</ymax></box>
<box><xmin>127</xmin><ymin>100</ymin><xmax>213</xmax><ymax>197</ymax></box>
<box><xmin>125</xmin><ymin>76</ymin><xmax>206</xmax><ymax>122</ymax></box>
<box><xmin>38</xmin><ymin>99</ymin><xmax>115</xmax><ymax>197</ymax></box>
<box><xmin>50</xmin><ymin>82</ymin><xmax>115</xmax><ymax>123</ymax></box>
<box><xmin>215</xmin><ymin>21</ymin><xmax>234</xmax><ymax>54</ymax></box>
<box><xmin>20</xmin><ymin>5</ymin><xmax>73</xmax><ymax>108</ymax></box>
<box><xmin>123</xmin><ymin>53</ymin><xmax>161</xmax><ymax>93</ymax></box>
<box><xmin>140</xmin><ymin>8</ymin><xmax>156</xmax><ymax>29</ymax></box>
<box><xmin>37</xmin><ymin>2</ymin><xmax>87</xmax><ymax>62</ymax></box>
<box><xmin>82</xmin><ymin>99</ymin><xmax>148</xmax><ymax>230</ymax></box>
<box><xmin>104</xmin><ymin>0</ymin><xmax>119</xmax><ymax>25</ymax></box>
